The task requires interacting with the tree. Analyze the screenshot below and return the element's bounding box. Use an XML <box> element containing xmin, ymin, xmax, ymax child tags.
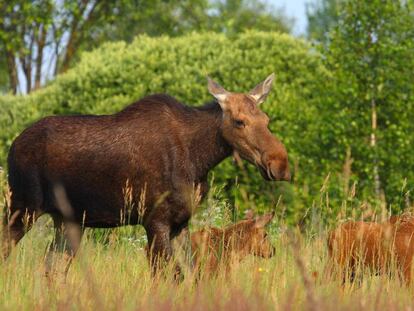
<box><xmin>0</xmin><ymin>0</ymin><xmax>293</xmax><ymax>94</ymax></box>
<box><xmin>0</xmin><ymin>45</ymin><xmax>9</xmax><ymax>93</ymax></box>
<box><xmin>306</xmin><ymin>0</ymin><xmax>340</xmax><ymax>43</ymax></box>
<box><xmin>319</xmin><ymin>0</ymin><xmax>414</xmax><ymax>206</ymax></box>
<box><xmin>208</xmin><ymin>0</ymin><xmax>292</xmax><ymax>35</ymax></box>
<box><xmin>0</xmin><ymin>0</ymin><xmax>119</xmax><ymax>94</ymax></box>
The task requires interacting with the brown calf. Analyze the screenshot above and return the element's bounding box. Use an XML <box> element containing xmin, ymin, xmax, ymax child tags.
<box><xmin>172</xmin><ymin>212</ymin><xmax>275</xmax><ymax>276</ymax></box>
<box><xmin>327</xmin><ymin>215</ymin><xmax>414</xmax><ymax>285</ymax></box>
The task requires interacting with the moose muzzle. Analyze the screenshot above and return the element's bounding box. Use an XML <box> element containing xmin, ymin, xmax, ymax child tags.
<box><xmin>260</xmin><ymin>147</ymin><xmax>290</xmax><ymax>182</ymax></box>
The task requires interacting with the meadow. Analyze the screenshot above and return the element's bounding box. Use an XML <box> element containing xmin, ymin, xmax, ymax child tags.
<box><xmin>1</xmin><ymin>168</ymin><xmax>414</xmax><ymax>311</ymax></box>
<box><xmin>1</xmin><ymin>1</ymin><xmax>414</xmax><ymax>310</ymax></box>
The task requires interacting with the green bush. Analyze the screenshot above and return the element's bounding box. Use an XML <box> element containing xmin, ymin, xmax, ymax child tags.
<box><xmin>0</xmin><ymin>31</ymin><xmax>351</xmax><ymax>224</ymax></box>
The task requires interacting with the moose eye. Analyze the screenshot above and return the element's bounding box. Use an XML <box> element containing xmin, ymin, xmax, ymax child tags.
<box><xmin>234</xmin><ymin>119</ymin><xmax>245</xmax><ymax>128</ymax></box>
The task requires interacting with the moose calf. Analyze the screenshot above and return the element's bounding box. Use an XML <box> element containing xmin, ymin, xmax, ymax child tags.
<box><xmin>150</xmin><ymin>212</ymin><xmax>276</xmax><ymax>277</ymax></box>
<box><xmin>328</xmin><ymin>215</ymin><xmax>414</xmax><ymax>285</ymax></box>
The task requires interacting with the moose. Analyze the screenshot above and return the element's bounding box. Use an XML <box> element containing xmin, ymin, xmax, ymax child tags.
<box><xmin>2</xmin><ymin>74</ymin><xmax>290</xmax><ymax>278</ymax></box>
<box><xmin>328</xmin><ymin>214</ymin><xmax>414</xmax><ymax>285</ymax></box>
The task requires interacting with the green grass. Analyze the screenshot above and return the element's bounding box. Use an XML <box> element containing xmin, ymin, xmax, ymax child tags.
<box><xmin>1</xmin><ymin>176</ymin><xmax>414</xmax><ymax>310</ymax></box>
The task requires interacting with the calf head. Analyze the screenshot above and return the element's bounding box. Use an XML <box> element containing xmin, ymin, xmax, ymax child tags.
<box><xmin>237</xmin><ymin>212</ymin><xmax>276</xmax><ymax>258</ymax></box>
<box><xmin>208</xmin><ymin>74</ymin><xmax>290</xmax><ymax>181</ymax></box>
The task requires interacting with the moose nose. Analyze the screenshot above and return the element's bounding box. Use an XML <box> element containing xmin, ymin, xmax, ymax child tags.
<box><xmin>270</xmin><ymin>246</ymin><xmax>276</xmax><ymax>257</ymax></box>
<box><xmin>279</xmin><ymin>166</ymin><xmax>291</xmax><ymax>182</ymax></box>
<box><xmin>263</xmin><ymin>155</ymin><xmax>290</xmax><ymax>182</ymax></box>
<box><xmin>269</xmin><ymin>161</ymin><xmax>290</xmax><ymax>181</ymax></box>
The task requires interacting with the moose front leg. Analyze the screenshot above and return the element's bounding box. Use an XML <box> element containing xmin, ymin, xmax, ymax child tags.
<box><xmin>146</xmin><ymin>223</ymin><xmax>176</xmax><ymax>277</ymax></box>
<box><xmin>145</xmin><ymin>221</ymin><xmax>185</xmax><ymax>281</ymax></box>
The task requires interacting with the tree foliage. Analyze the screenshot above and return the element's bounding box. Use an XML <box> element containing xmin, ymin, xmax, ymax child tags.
<box><xmin>0</xmin><ymin>0</ymin><xmax>120</xmax><ymax>94</ymax></box>
<box><xmin>94</xmin><ymin>0</ymin><xmax>293</xmax><ymax>40</ymax></box>
<box><xmin>306</xmin><ymin>0</ymin><xmax>340</xmax><ymax>43</ymax></box>
<box><xmin>319</xmin><ymin>0</ymin><xmax>414</xmax><ymax>208</ymax></box>
<box><xmin>0</xmin><ymin>0</ymin><xmax>292</xmax><ymax>94</ymax></box>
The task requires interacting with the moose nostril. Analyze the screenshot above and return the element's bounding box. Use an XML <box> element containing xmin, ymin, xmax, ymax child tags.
<box><xmin>284</xmin><ymin>171</ymin><xmax>291</xmax><ymax>182</ymax></box>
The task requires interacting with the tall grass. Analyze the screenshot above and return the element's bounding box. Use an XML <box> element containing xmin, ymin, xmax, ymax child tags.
<box><xmin>1</xmin><ymin>169</ymin><xmax>414</xmax><ymax>310</ymax></box>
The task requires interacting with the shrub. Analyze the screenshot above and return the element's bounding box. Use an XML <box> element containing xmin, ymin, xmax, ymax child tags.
<box><xmin>0</xmin><ymin>31</ymin><xmax>336</xmax><ymax>224</ymax></box>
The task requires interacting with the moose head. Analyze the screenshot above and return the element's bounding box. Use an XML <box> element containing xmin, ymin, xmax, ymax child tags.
<box><xmin>208</xmin><ymin>74</ymin><xmax>290</xmax><ymax>181</ymax></box>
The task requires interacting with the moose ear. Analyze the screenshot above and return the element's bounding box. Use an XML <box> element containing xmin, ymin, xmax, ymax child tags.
<box><xmin>254</xmin><ymin>211</ymin><xmax>275</xmax><ymax>228</ymax></box>
<box><xmin>249</xmin><ymin>73</ymin><xmax>275</xmax><ymax>105</ymax></box>
<box><xmin>207</xmin><ymin>77</ymin><xmax>229</xmax><ymax>108</ymax></box>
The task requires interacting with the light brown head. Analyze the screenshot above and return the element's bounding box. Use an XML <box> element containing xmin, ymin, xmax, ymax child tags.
<box><xmin>246</xmin><ymin>212</ymin><xmax>276</xmax><ymax>258</ymax></box>
<box><xmin>230</xmin><ymin>211</ymin><xmax>276</xmax><ymax>258</ymax></box>
<box><xmin>388</xmin><ymin>214</ymin><xmax>414</xmax><ymax>226</ymax></box>
<box><xmin>208</xmin><ymin>74</ymin><xmax>290</xmax><ymax>181</ymax></box>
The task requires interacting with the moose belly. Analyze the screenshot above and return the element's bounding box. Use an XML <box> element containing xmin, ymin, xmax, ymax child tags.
<box><xmin>44</xmin><ymin>164</ymin><xmax>151</xmax><ymax>228</ymax></box>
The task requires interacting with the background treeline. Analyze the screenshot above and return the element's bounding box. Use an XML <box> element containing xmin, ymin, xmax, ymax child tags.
<box><xmin>0</xmin><ymin>0</ymin><xmax>292</xmax><ymax>94</ymax></box>
<box><xmin>1</xmin><ymin>0</ymin><xmax>414</xmax><ymax>226</ymax></box>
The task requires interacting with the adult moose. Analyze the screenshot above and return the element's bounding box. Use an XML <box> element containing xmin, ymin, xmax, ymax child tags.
<box><xmin>3</xmin><ymin>74</ymin><xmax>290</xmax><ymax>277</ymax></box>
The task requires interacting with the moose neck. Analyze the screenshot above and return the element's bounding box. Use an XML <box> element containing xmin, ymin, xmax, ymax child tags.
<box><xmin>188</xmin><ymin>102</ymin><xmax>232</xmax><ymax>180</ymax></box>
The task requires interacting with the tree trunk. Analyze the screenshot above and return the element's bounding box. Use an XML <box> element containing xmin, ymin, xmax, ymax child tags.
<box><xmin>370</xmin><ymin>98</ymin><xmax>381</xmax><ymax>200</ymax></box>
<box><xmin>20</xmin><ymin>56</ymin><xmax>32</xmax><ymax>94</ymax></box>
<box><xmin>60</xmin><ymin>30</ymin><xmax>78</xmax><ymax>73</ymax></box>
<box><xmin>59</xmin><ymin>0</ymin><xmax>99</xmax><ymax>74</ymax></box>
<box><xmin>34</xmin><ymin>24</ymin><xmax>47</xmax><ymax>90</ymax></box>
<box><xmin>20</xmin><ymin>27</ymin><xmax>34</xmax><ymax>93</ymax></box>
<box><xmin>5</xmin><ymin>50</ymin><xmax>17</xmax><ymax>94</ymax></box>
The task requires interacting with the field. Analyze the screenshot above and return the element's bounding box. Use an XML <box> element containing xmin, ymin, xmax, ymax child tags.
<box><xmin>1</xmin><ymin>169</ymin><xmax>414</xmax><ymax>311</ymax></box>
<box><xmin>1</xmin><ymin>0</ymin><xmax>413</xmax><ymax>310</ymax></box>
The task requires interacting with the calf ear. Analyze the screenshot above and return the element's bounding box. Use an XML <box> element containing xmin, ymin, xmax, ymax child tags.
<box><xmin>249</xmin><ymin>73</ymin><xmax>275</xmax><ymax>105</ymax></box>
<box><xmin>207</xmin><ymin>77</ymin><xmax>229</xmax><ymax>109</ymax></box>
<box><xmin>244</xmin><ymin>209</ymin><xmax>254</xmax><ymax>220</ymax></box>
<box><xmin>254</xmin><ymin>211</ymin><xmax>275</xmax><ymax>228</ymax></box>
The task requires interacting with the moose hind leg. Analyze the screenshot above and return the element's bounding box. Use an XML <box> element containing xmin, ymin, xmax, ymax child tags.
<box><xmin>3</xmin><ymin>168</ymin><xmax>44</xmax><ymax>260</ymax></box>
<box><xmin>2</xmin><ymin>199</ymin><xmax>38</xmax><ymax>260</ymax></box>
<box><xmin>45</xmin><ymin>216</ymin><xmax>83</xmax><ymax>281</ymax></box>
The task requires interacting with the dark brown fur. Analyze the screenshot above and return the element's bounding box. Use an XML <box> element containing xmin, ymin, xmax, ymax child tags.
<box><xmin>327</xmin><ymin>215</ymin><xmax>414</xmax><ymax>285</ymax></box>
<box><xmin>3</xmin><ymin>76</ymin><xmax>289</xmax><ymax>278</ymax></box>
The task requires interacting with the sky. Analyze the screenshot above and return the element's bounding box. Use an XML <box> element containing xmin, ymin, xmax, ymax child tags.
<box><xmin>269</xmin><ymin>0</ymin><xmax>309</xmax><ymax>36</ymax></box>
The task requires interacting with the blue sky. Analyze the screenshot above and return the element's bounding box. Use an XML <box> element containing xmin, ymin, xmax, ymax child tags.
<box><xmin>269</xmin><ymin>0</ymin><xmax>309</xmax><ymax>36</ymax></box>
